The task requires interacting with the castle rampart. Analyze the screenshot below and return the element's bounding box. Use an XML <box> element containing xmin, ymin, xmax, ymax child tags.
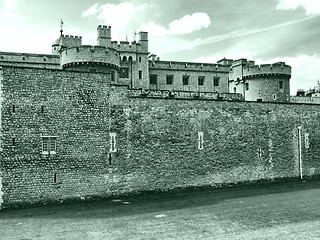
<box><xmin>0</xmin><ymin>52</ymin><xmax>60</xmax><ymax>69</ymax></box>
<box><xmin>149</xmin><ymin>60</ymin><xmax>230</xmax><ymax>73</ymax></box>
<box><xmin>242</xmin><ymin>63</ymin><xmax>291</xmax><ymax>78</ymax></box>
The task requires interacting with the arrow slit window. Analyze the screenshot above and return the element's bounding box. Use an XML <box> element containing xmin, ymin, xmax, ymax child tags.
<box><xmin>110</xmin><ymin>133</ymin><xmax>117</xmax><ymax>153</ymax></box>
<box><xmin>198</xmin><ymin>132</ymin><xmax>204</xmax><ymax>150</ymax></box>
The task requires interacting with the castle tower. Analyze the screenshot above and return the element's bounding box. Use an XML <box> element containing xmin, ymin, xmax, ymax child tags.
<box><xmin>138</xmin><ymin>32</ymin><xmax>148</xmax><ymax>53</ymax></box>
<box><xmin>229</xmin><ymin>59</ymin><xmax>291</xmax><ymax>102</ymax></box>
<box><xmin>97</xmin><ymin>25</ymin><xmax>111</xmax><ymax>48</ymax></box>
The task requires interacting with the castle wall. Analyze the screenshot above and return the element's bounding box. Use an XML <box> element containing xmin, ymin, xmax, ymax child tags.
<box><xmin>0</xmin><ymin>52</ymin><xmax>60</xmax><ymax>69</ymax></box>
<box><xmin>105</xmin><ymin>98</ymin><xmax>319</xmax><ymax>192</ymax></box>
<box><xmin>0</xmin><ymin>66</ymin><xmax>112</xmax><ymax>205</ymax></box>
<box><xmin>149</xmin><ymin>61</ymin><xmax>229</xmax><ymax>92</ymax></box>
<box><xmin>290</xmin><ymin>96</ymin><xmax>320</xmax><ymax>104</ymax></box>
<box><xmin>1</xmin><ymin>66</ymin><xmax>320</xmax><ymax>207</ymax></box>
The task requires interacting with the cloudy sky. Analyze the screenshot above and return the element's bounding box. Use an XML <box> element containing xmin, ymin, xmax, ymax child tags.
<box><xmin>0</xmin><ymin>0</ymin><xmax>319</xmax><ymax>94</ymax></box>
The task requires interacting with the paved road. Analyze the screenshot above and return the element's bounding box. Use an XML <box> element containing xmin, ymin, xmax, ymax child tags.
<box><xmin>1</xmin><ymin>179</ymin><xmax>320</xmax><ymax>239</ymax></box>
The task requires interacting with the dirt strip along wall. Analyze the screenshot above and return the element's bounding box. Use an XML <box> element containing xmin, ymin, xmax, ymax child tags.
<box><xmin>1</xmin><ymin>66</ymin><xmax>320</xmax><ymax>206</ymax></box>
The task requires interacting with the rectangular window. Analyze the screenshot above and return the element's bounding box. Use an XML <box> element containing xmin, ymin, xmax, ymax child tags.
<box><xmin>119</xmin><ymin>67</ymin><xmax>129</xmax><ymax>78</ymax></box>
<box><xmin>279</xmin><ymin>80</ymin><xmax>284</xmax><ymax>90</ymax></box>
<box><xmin>109</xmin><ymin>132</ymin><xmax>117</xmax><ymax>153</ymax></box>
<box><xmin>214</xmin><ymin>76</ymin><xmax>220</xmax><ymax>86</ymax></box>
<box><xmin>182</xmin><ymin>75</ymin><xmax>189</xmax><ymax>85</ymax></box>
<box><xmin>111</xmin><ymin>71</ymin><xmax>115</xmax><ymax>82</ymax></box>
<box><xmin>139</xmin><ymin>70</ymin><xmax>142</xmax><ymax>80</ymax></box>
<box><xmin>198</xmin><ymin>132</ymin><xmax>204</xmax><ymax>150</ymax></box>
<box><xmin>198</xmin><ymin>76</ymin><xmax>205</xmax><ymax>86</ymax></box>
<box><xmin>139</xmin><ymin>57</ymin><xmax>142</xmax><ymax>62</ymax></box>
<box><xmin>166</xmin><ymin>75</ymin><xmax>174</xmax><ymax>85</ymax></box>
<box><xmin>42</xmin><ymin>136</ymin><xmax>57</xmax><ymax>155</ymax></box>
<box><xmin>245</xmin><ymin>82</ymin><xmax>249</xmax><ymax>91</ymax></box>
<box><xmin>149</xmin><ymin>74</ymin><xmax>157</xmax><ymax>85</ymax></box>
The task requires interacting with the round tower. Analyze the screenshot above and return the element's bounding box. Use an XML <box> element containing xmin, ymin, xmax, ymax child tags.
<box><xmin>229</xmin><ymin>60</ymin><xmax>291</xmax><ymax>102</ymax></box>
<box><xmin>60</xmin><ymin>45</ymin><xmax>120</xmax><ymax>73</ymax></box>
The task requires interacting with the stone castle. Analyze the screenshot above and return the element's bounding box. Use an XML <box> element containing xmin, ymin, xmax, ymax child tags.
<box><xmin>0</xmin><ymin>26</ymin><xmax>319</xmax><ymax>208</ymax></box>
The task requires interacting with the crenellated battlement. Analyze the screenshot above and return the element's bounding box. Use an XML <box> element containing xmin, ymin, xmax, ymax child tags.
<box><xmin>242</xmin><ymin>62</ymin><xmax>291</xmax><ymax>78</ymax></box>
<box><xmin>60</xmin><ymin>45</ymin><xmax>120</xmax><ymax>69</ymax></box>
<box><xmin>149</xmin><ymin>60</ymin><xmax>230</xmax><ymax>72</ymax></box>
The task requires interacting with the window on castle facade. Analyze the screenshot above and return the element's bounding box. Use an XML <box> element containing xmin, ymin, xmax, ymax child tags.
<box><xmin>198</xmin><ymin>132</ymin><xmax>204</xmax><ymax>150</ymax></box>
<box><xmin>149</xmin><ymin>74</ymin><xmax>158</xmax><ymax>85</ymax></box>
<box><xmin>111</xmin><ymin>71</ymin><xmax>115</xmax><ymax>82</ymax></box>
<box><xmin>139</xmin><ymin>70</ymin><xmax>142</xmax><ymax>80</ymax></box>
<box><xmin>182</xmin><ymin>75</ymin><xmax>189</xmax><ymax>85</ymax></box>
<box><xmin>214</xmin><ymin>76</ymin><xmax>220</xmax><ymax>86</ymax></box>
<box><xmin>139</xmin><ymin>57</ymin><xmax>142</xmax><ymax>62</ymax></box>
<box><xmin>42</xmin><ymin>136</ymin><xmax>57</xmax><ymax>155</ymax></box>
<box><xmin>198</xmin><ymin>76</ymin><xmax>205</xmax><ymax>86</ymax></box>
<box><xmin>109</xmin><ymin>133</ymin><xmax>117</xmax><ymax>153</ymax></box>
<box><xmin>245</xmin><ymin>82</ymin><xmax>249</xmax><ymax>91</ymax></box>
<box><xmin>166</xmin><ymin>75</ymin><xmax>174</xmax><ymax>85</ymax></box>
<box><xmin>119</xmin><ymin>67</ymin><xmax>129</xmax><ymax>78</ymax></box>
<box><xmin>279</xmin><ymin>80</ymin><xmax>284</xmax><ymax>90</ymax></box>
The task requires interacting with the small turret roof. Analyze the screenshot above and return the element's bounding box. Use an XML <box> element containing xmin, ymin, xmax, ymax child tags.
<box><xmin>52</xmin><ymin>35</ymin><xmax>62</xmax><ymax>46</ymax></box>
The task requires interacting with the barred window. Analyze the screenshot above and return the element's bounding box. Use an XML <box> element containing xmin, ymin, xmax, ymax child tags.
<box><xmin>42</xmin><ymin>136</ymin><xmax>57</xmax><ymax>155</ymax></box>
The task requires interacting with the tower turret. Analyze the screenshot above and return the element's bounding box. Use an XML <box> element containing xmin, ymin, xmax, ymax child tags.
<box><xmin>97</xmin><ymin>25</ymin><xmax>111</xmax><ymax>47</ymax></box>
<box><xmin>138</xmin><ymin>32</ymin><xmax>148</xmax><ymax>53</ymax></box>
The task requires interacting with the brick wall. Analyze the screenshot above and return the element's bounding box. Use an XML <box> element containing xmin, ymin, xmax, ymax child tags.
<box><xmin>107</xmin><ymin>98</ymin><xmax>320</xmax><ymax>192</ymax></box>
<box><xmin>1</xmin><ymin>68</ymin><xmax>320</xmax><ymax>207</ymax></box>
<box><xmin>1</xmin><ymin>66</ymin><xmax>112</xmax><ymax>205</ymax></box>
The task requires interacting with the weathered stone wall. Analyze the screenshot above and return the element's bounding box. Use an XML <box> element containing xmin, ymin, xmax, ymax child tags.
<box><xmin>1</xmin><ymin>66</ymin><xmax>112</xmax><ymax>205</ymax></box>
<box><xmin>105</xmin><ymin>97</ymin><xmax>320</xmax><ymax>193</ymax></box>
<box><xmin>0</xmin><ymin>52</ymin><xmax>60</xmax><ymax>69</ymax></box>
<box><xmin>1</xmin><ymin>67</ymin><xmax>320</xmax><ymax>207</ymax></box>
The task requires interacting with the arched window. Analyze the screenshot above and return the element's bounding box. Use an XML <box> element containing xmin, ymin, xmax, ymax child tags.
<box><xmin>122</xmin><ymin>56</ymin><xmax>127</xmax><ymax>62</ymax></box>
<box><xmin>128</xmin><ymin>56</ymin><xmax>133</xmax><ymax>62</ymax></box>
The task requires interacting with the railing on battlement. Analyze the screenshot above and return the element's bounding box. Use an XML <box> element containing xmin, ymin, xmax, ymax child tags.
<box><xmin>149</xmin><ymin>60</ymin><xmax>231</xmax><ymax>72</ymax></box>
<box><xmin>128</xmin><ymin>88</ymin><xmax>244</xmax><ymax>101</ymax></box>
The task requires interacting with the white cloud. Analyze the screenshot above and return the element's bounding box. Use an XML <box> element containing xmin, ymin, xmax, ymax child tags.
<box><xmin>168</xmin><ymin>13</ymin><xmax>211</xmax><ymax>35</ymax></box>
<box><xmin>276</xmin><ymin>0</ymin><xmax>320</xmax><ymax>15</ymax></box>
<box><xmin>82</xmin><ymin>3</ymin><xmax>100</xmax><ymax>17</ymax></box>
<box><xmin>82</xmin><ymin>2</ymin><xmax>146</xmax><ymax>39</ymax></box>
<box><xmin>138</xmin><ymin>12</ymin><xmax>211</xmax><ymax>37</ymax></box>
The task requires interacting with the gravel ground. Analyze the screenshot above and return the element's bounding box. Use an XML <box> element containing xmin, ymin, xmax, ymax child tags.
<box><xmin>1</xmin><ymin>179</ymin><xmax>320</xmax><ymax>240</ymax></box>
